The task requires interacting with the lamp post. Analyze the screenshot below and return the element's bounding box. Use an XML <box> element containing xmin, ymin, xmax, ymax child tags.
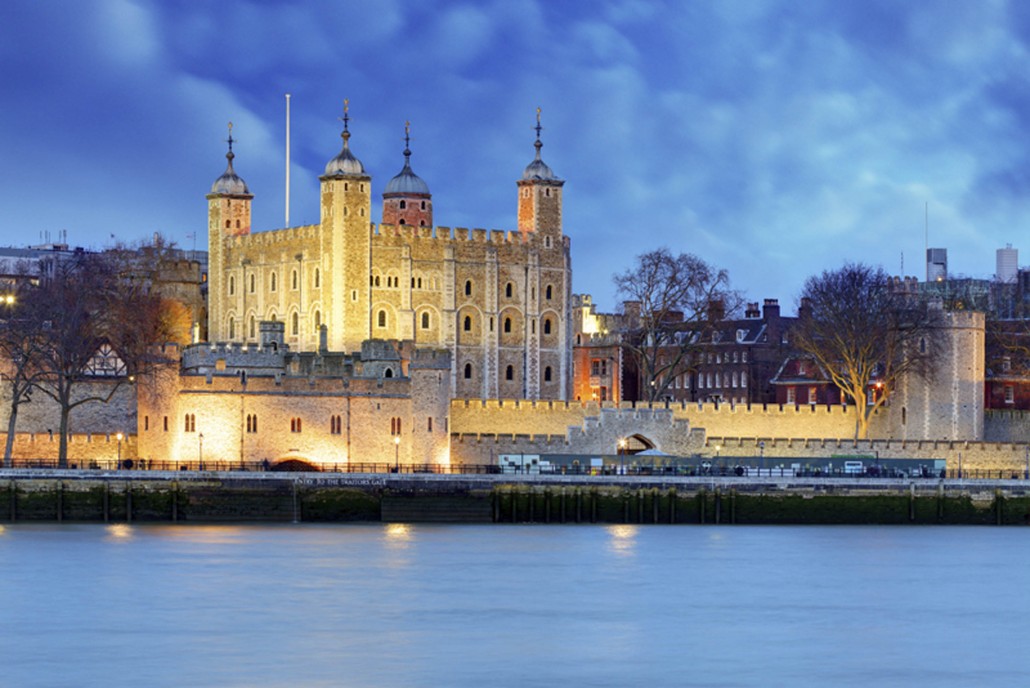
<box><xmin>116</xmin><ymin>432</ymin><xmax>123</xmax><ymax>469</ymax></box>
<box><xmin>618</xmin><ymin>437</ymin><xmax>627</xmax><ymax>475</ymax></box>
<box><xmin>394</xmin><ymin>435</ymin><xmax>400</xmax><ymax>473</ymax></box>
<box><xmin>199</xmin><ymin>433</ymin><xmax>204</xmax><ymax>471</ymax></box>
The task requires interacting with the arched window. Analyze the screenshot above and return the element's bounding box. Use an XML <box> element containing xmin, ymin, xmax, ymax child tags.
<box><xmin>546</xmin><ymin>285</ymin><xmax>553</xmax><ymax>300</ymax></box>
<box><xmin>465</xmin><ymin>280</ymin><xmax>472</xmax><ymax>296</ymax></box>
<box><xmin>463</xmin><ymin>315</ymin><xmax>472</xmax><ymax>332</ymax></box>
<box><xmin>249</xmin><ymin>316</ymin><xmax>255</xmax><ymax>339</ymax></box>
<box><xmin>421</xmin><ymin>312</ymin><xmax>430</xmax><ymax>329</ymax></box>
<box><xmin>399</xmin><ymin>200</ymin><xmax>407</xmax><ymax>209</ymax></box>
<box><xmin>543</xmin><ymin>318</ymin><xmax>552</xmax><ymax>335</ymax></box>
<box><xmin>505</xmin><ymin>283</ymin><xmax>513</xmax><ymax>298</ymax></box>
<box><xmin>375</xmin><ymin>276</ymin><xmax>381</xmax><ymax>287</ymax></box>
<box><xmin>270</xmin><ymin>272</ymin><xmax>277</xmax><ymax>292</ymax></box>
<box><xmin>399</xmin><ymin>218</ymin><xmax>406</xmax><ymax>225</ymax></box>
<box><xmin>378</xmin><ymin>310</ymin><xmax>387</xmax><ymax>328</ymax></box>
<box><xmin>464</xmin><ymin>363</ymin><xmax>472</xmax><ymax>379</ymax></box>
<box><xmin>505</xmin><ymin>365</ymin><xmax>514</xmax><ymax>381</ymax></box>
<box><xmin>291</xmin><ymin>312</ymin><xmax>299</xmax><ymax>335</ymax></box>
<box><xmin>544</xmin><ymin>366</ymin><xmax>552</xmax><ymax>382</ymax></box>
<box><xmin>228</xmin><ymin>317</ymin><xmax>235</xmax><ymax>339</ymax></box>
<box><xmin>504</xmin><ymin>318</ymin><xmax>512</xmax><ymax>333</ymax></box>
<box><xmin>421</xmin><ymin>200</ymin><xmax>426</xmax><ymax>210</ymax></box>
<box><xmin>384</xmin><ymin>368</ymin><xmax>394</xmax><ymax>378</ymax></box>
<box><xmin>225</xmin><ymin>220</ymin><xmax>230</xmax><ymax>228</ymax></box>
<box><xmin>314</xmin><ymin>311</ymin><xmax>321</xmax><ymax>330</ymax></box>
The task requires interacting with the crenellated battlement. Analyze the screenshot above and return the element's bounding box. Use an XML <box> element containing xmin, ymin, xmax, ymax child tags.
<box><xmin>225</xmin><ymin>223</ymin><xmax>320</xmax><ymax>248</ymax></box>
<box><xmin>181</xmin><ymin>341</ymin><xmax>288</xmax><ymax>374</ymax></box>
<box><xmin>372</xmin><ymin>223</ymin><xmax>537</xmax><ymax>247</ymax></box>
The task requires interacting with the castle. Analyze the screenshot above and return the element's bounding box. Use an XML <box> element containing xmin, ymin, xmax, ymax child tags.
<box><xmin>206</xmin><ymin>106</ymin><xmax>571</xmax><ymax>401</ymax></box>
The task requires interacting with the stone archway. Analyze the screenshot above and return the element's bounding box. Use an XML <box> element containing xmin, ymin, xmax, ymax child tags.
<box><xmin>624</xmin><ymin>434</ymin><xmax>655</xmax><ymax>455</ymax></box>
<box><xmin>271</xmin><ymin>457</ymin><xmax>322</xmax><ymax>472</ymax></box>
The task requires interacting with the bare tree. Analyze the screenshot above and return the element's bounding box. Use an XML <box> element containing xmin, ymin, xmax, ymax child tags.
<box><xmin>613</xmin><ymin>248</ymin><xmax>740</xmax><ymax>402</ymax></box>
<box><xmin>0</xmin><ymin>278</ymin><xmax>49</xmax><ymax>467</ymax></box>
<box><xmin>22</xmin><ymin>250</ymin><xmax>176</xmax><ymax>466</ymax></box>
<box><xmin>793</xmin><ymin>263</ymin><xmax>942</xmax><ymax>439</ymax></box>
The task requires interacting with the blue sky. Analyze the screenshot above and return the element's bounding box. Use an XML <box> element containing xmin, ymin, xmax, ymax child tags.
<box><xmin>2</xmin><ymin>0</ymin><xmax>1029</xmax><ymax>313</ymax></box>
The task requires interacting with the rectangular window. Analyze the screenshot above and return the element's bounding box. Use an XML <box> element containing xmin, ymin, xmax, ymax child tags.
<box><xmin>786</xmin><ymin>386</ymin><xmax>796</xmax><ymax>405</ymax></box>
<box><xmin>427</xmin><ymin>417</ymin><xmax>433</xmax><ymax>432</ymax></box>
<box><xmin>808</xmin><ymin>387</ymin><xmax>818</xmax><ymax>404</ymax></box>
<box><xmin>1005</xmin><ymin>385</ymin><xmax>1015</xmax><ymax>404</ymax></box>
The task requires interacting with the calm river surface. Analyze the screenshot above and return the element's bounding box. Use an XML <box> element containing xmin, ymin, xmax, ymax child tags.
<box><xmin>1</xmin><ymin>523</ymin><xmax>1027</xmax><ymax>687</ymax></box>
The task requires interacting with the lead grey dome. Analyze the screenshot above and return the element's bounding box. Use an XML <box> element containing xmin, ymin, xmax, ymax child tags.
<box><xmin>324</xmin><ymin>143</ymin><xmax>365</xmax><ymax>176</ymax></box>
<box><xmin>211</xmin><ymin>148</ymin><xmax>250</xmax><ymax>195</ymax></box>
<box><xmin>384</xmin><ymin>160</ymin><xmax>430</xmax><ymax>195</ymax></box>
<box><xmin>522</xmin><ymin>156</ymin><xmax>557</xmax><ymax>181</ymax></box>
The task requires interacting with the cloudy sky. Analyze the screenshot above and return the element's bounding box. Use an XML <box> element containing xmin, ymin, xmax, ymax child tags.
<box><xmin>2</xmin><ymin>0</ymin><xmax>1029</xmax><ymax>312</ymax></box>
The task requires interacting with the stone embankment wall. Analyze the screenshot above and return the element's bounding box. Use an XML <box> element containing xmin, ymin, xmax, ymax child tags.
<box><xmin>2</xmin><ymin>472</ymin><xmax>1030</xmax><ymax>526</ymax></box>
<box><xmin>0</xmin><ymin>433</ymin><xmax>136</xmax><ymax>466</ymax></box>
<box><xmin>449</xmin><ymin>399</ymin><xmax>1030</xmax><ymax>474</ymax></box>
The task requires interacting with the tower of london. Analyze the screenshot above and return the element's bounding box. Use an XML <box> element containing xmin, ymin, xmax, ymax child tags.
<box><xmin>206</xmin><ymin>106</ymin><xmax>572</xmax><ymax>401</ymax></box>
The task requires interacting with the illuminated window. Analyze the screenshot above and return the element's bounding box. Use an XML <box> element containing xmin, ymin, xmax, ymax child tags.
<box><xmin>786</xmin><ymin>387</ymin><xmax>796</xmax><ymax>405</ymax></box>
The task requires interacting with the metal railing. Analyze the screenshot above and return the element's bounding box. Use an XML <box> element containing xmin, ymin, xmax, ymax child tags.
<box><xmin>1</xmin><ymin>459</ymin><xmax>1028</xmax><ymax>481</ymax></box>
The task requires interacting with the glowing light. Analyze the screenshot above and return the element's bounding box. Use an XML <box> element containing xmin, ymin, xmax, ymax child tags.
<box><xmin>606</xmin><ymin>524</ymin><xmax>638</xmax><ymax>556</ymax></box>
<box><xmin>106</xmin><ymin>523</ymin><xmax>133</xmax><ymax>540</ymax></box>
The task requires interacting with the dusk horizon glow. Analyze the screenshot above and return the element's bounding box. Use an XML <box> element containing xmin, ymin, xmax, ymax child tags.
<box><xmin>3</xmin><ymin>0</ymin><xmax>1029</xmax><ymax>314</ymax></box>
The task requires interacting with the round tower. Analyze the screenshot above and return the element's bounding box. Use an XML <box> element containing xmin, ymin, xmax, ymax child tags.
<box><xmin>319</xmin><ymin>100</ymin><xmax>373</xmax><ymax>353</ymax></box>
<box><xmin>382</xmin><ymin>122</ymin><xmax>433</xmax><ymax>227</ymax></box>
<box><xmin>207</xmin><ymin>123</ymin><xmax>253</xmax><ymax>343</ymax></box>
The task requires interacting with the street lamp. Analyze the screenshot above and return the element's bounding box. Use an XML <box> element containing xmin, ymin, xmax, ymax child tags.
<box><xmin>394</xmin><ymin>435</ymin><xmax>400</xmax><ymax>473</ymax></box>
<box><xmin>618</xmin><ymin>437</ymin><xmax>627</xmax><ymax>475</ymax></box>
<box><xmin>198</xmin><ymin>432</ymin><xmax>204</xmax><ymax>471</ymax></box>
<box><xmin>116</xmin><ymin>432</ymin><xmax>123</xmax><ymax>469</ymax></box>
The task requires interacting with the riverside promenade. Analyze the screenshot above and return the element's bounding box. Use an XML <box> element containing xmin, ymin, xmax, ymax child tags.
<box><xmin>2</xmin><ymin>469</ymin><xmax>1030</xmax><ymax>525</ymax></box>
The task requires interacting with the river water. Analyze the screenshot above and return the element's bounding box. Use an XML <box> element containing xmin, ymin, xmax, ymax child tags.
<box><xmin>0</xmin><ymin>523</ymin><xmax>1027</xmax><ymax>687</ymax></box>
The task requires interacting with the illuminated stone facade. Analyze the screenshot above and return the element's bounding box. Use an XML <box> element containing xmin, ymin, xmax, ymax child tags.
<box><xmin>206</xmin><ymin>109</ymin><xmax>572</xmax><ymax>401</ymax></box>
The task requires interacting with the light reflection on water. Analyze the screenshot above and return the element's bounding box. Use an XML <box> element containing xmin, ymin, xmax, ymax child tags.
<box><xmin>0</xmin><ymin>523</ymin><xmax>1028</xmax><ymax>688</ymax></box>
